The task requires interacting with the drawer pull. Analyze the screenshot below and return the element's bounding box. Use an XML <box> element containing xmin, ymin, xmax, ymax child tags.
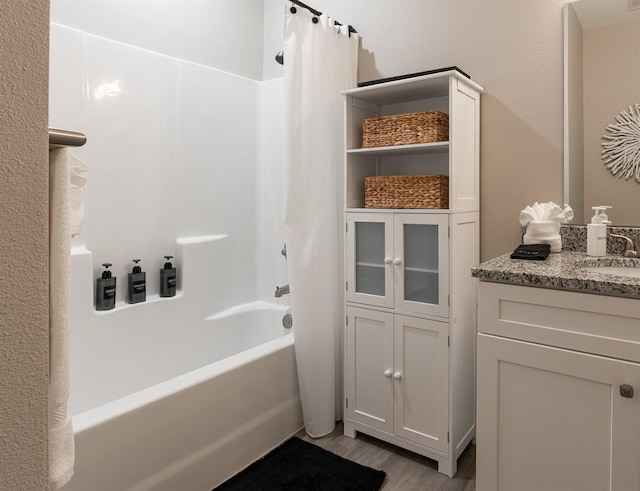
<box><xmin>620</xmin><ymin>384</ymin><xmax>634</xmax><ymax>398</ymax></box>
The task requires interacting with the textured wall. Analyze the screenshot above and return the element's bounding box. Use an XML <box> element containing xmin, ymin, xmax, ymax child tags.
<box><xmin>265</xmin><ymin>0</ymin><xmax>569</xmax><ymax>261</ymax></box>
<box><xmin>0</xmin><ymin>1</ymin><xmax>50</xmax><ymax>489</ymax></box>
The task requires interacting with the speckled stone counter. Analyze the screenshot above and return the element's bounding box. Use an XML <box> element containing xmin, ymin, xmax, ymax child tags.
<box><xmin>559</xmin><ymin>225</ymin><xmax>640</xmax><ymax>254</ymax></box>
<box><xmin>472</xmin><ymin>252</ymin><xmax>640</xmax><ymax>299</ymax></box>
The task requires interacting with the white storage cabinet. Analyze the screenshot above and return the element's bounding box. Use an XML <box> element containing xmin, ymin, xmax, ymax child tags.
<box><xmin>342</xmin><ymin>70</ymin><xmax>483</xmax><ymax>477</ymax></box>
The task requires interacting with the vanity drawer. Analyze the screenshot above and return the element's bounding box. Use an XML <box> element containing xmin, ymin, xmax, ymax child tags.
<box><xmin>478</xmin><ymin>282</ymin><xmax>640</xmax><ymax>363</ymax></box>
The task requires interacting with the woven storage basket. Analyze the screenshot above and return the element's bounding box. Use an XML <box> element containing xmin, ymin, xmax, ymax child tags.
<box><xmin>362</xmin><ymin>110</ymin><xmax>449</xmax><ymax>148</ymax></box>
<box><xmin>364</xmin><ymin>175</ymin><xmax>449</xmax><ymax>209</ymax></box>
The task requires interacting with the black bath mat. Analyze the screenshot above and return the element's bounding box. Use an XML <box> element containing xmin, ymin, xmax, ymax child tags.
<box><xmin>213</xmin><ymin>436</ymin><xmax>386</xmax><ymax>491</ymax></box>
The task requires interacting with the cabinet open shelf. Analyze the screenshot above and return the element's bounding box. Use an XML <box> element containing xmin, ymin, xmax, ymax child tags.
<box><xmin>344</xmin><ymin>69</ymin><xmax>481</xmax><ymax>213</ymax></box>
<box><xmin>347</xmin><ymin>141</ymin><xmax>449</xmax><ymax>157</ymax></box>
<box><xmin>346</xmin><ymin>208</ymin><xmax>449</xmax><ymax>213</ymax></box>
<box><xmin>342</xmin><ymin>69</ymin><xmax>482</xmax><ymax>105</ymax></box>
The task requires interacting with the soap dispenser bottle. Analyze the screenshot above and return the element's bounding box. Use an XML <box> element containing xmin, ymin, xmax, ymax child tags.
<box><xmin>127</xmin><ymin>259</ymin><xmax>146</xmax><ymax>304</ymax></box>
<box><xmin>587</xmin><ymin>206</ymin><xmax>607</xmax><ymax>257</ymax></box>
<box><xmin>96</xmin><ymin>262</ymin><xmax>116</xmax><ymax>311</ymax></box>
<box><xmin>160</xmin><ymin>255</ymin><xmax>176</xmax><ymax>297</ymax></box>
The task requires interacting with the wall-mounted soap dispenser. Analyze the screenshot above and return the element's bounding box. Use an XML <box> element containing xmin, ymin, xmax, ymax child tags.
<box><xmin>160</xmin><ymin>255</ymin><xmax>176</xmax><ymax>297</ymax></box>
<box><xmin>127</xmin><ymin>259</ymin><xmax>146</xmax><ymax>304</ymax></box>
<box><xmin>96</xmin><ymin>262</ymin><xmax>116</xmax><ymax>311</ymax></box>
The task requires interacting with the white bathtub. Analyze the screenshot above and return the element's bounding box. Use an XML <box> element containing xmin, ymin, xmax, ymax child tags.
<box><xmin>65</xmin><ymin>315</ymin><xmax>302</xmax><ymax>491</ymax></box>
<box><xmin>65</xmin><ymin>241</ymin><xmax>301</xmax><ymax>490</ymax></box>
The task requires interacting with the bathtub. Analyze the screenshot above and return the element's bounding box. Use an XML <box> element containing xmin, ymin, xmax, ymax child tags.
<box><xmin>64</xmin><ymin>241</ymin><xmax>302</xmax><ymax>490</ymax></box>
<box><xmin>65</xmin><ymin>316</ymin><xmax>301</xmax><ymax>491</ymax></box>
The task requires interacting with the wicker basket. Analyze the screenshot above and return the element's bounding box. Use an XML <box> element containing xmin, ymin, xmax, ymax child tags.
<box><xmin>362</xmin><ymin>110</ymin><xmax>449</xmax><ymax>148</ymax></box>
<box><xmin>364</xmin><ymin>175</ymin><xmax>449</xmax><ymax>209</ymax></box>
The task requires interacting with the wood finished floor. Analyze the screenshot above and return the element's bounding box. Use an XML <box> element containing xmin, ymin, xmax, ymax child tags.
<box><xmin>296</xmin><ymin>422</ymin><xmax>475</xmax><ymax>491</ymax></box>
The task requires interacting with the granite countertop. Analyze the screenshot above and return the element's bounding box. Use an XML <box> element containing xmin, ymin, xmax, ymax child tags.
<box><xmin>472</xmin><ymin>251</ymin><xmax>640</xmax><ymax>299</ymax></box>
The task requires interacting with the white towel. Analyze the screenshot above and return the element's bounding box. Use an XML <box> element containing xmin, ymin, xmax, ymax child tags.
<box><xmin>69</xmin><ymin>152</ymin><xmax>89</xmax><ymax>237</ymax></box>
<box><xmin>519</xmin><ymin>202</ymin><xmax>573</xmax><ymax>253</ymax></box>
<box><xmin>48</xmin><ymin>148</ymin><xmax>89</xmax><ymax>490</ymax></box>
<box><xmin>523</xmin><ymin>220</ymin><xmax>562</xmax><ymax>252</ymax></box>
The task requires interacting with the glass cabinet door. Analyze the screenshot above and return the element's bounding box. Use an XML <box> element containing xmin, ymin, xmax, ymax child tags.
<box><xmin>394</xmin><ymin>214</ymin><xmax>449</xmax><ymax>318</ymax></box>
<box><xmin>346</xmin><ymin>213</ymin><xmax>394</xmax><ymax>308</ymax></box>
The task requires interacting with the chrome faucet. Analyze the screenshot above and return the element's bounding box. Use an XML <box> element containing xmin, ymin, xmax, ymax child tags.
<box><xmin>275</xmin><ymin>284</ymin><xmax>290</xmax><ymax>297</ymax></box>
<box><xmin>609</xmin><ymin>234</ymin><xmax>639</xmax><ymax>258</ymax></box>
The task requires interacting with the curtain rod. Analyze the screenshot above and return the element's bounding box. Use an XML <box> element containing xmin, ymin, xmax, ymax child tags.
<box><xmin>49</xmin><ymin>128</ymin><xmax>87</xmax><ymax>148</ymax></box>
<box><xmin>290</xmin><ymin>0</ymin><xmax>357</xmax><ymax>34</ymax></box>
<box><xmin>276</xmin><ymin>1</ymin><xmax>357</xmax><ymax>65</ymax></box>
<box><xmin>291</xmin><ymin>0</ymin><xmax>321</xmax><ymax>17</ymax></box>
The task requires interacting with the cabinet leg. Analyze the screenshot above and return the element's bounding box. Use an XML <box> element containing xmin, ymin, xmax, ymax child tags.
<box><xmin>343</xmin><ymin>420</ymin><xmax>357</xmax><ymax>439</ymax></box>
<box><xmin>438</xmin><ymin>457</ymin><xmax>456</xmax><ymax>478</ymax></box>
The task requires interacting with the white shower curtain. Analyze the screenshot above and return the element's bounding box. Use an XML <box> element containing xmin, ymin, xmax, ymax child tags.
<box><xmin>283</xmin><ymin>5</ymin><xmax>358</xmax><ymax>437</ymax></box>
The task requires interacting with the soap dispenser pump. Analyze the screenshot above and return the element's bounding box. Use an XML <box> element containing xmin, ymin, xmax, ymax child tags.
<box><xmin>160</xmin><ymin>255</ymin><xmax>176</xmax><ymax>297</ymax></box>
<box><xmin>598</xmin><ymin>205</ymin><xmax>612</xmax><ymax>225</ymax></box>
<box><xmin>96</xmin><ymin>262</ymin><xmax>116</xmax><ymax>311</ymax></box>
<box><xmin>127</xmin><ymin>259</ymin><xmax>146</xmax><ymax>304</ymax></box>
<box><xmin>587</xmin><ymin>206</ymin><xmax>607</xmax><ymax>257</ymax></box>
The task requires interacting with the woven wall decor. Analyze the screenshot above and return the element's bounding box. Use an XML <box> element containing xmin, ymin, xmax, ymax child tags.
<box><xmin>601</xmin><ymin>103</ymin><xmax>640</xmax><ymax>183</ymax></box>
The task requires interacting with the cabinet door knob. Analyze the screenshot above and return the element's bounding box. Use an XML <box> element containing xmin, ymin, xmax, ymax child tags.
<box><xmin>620</xmin><ymin>384</ymin><xmax>634</xmax><ymax>398</ymax></box>
<box><xmin>383</xmin><ymin>369</ymin><xmax>392</xmax><ymax>378</ymax></box>
<box><xmin>384</xmin><ymin>257</ymin><xmax>392</xmax><ymax>265</ymax></box>
<box><xmin>393</xmin><ymin>371</ymin><xmax>402</xmax><ymax>380</ymax></box>
<box><xmin>393</xmin><ymin>258</ymin><xmax>402</xmax><ymax>266</ymax></box>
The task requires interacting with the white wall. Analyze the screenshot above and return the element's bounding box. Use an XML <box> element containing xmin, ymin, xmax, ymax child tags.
<box><xmin>51</xmin><ymin>0</ymin><xmax>265</xmax><ymax>81</ymax></box>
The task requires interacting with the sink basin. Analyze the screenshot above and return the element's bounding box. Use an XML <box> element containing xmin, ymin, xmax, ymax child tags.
<box><xmin>582</xmin><ymin>266</ymin><xmax>640</xmax><ymax>279</ymax></box>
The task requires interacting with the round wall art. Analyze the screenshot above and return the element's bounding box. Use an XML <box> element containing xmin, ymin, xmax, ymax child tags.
<box><xmin>602</xmin><ymin>103</ymin><xmax>640</xmax><ymax>184</ymax></box>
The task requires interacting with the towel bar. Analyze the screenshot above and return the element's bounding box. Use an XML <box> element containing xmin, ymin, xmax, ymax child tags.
<box><xmin>49</xmin><ymin>128</ymin><xmax>86</xmax><ymax>148</ymax></box>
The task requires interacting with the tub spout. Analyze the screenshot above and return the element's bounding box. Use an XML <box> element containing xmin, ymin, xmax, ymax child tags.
<box><xmin>274</xmin><ymin>284</ymin><xmax>290</xmax><ymax>297</ymax></box>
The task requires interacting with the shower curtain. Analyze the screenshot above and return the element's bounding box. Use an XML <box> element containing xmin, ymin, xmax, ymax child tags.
<box><xmin>283</xmin><ymin>5</ymin><xmax>358</xmax><ymax>437</ymax></box>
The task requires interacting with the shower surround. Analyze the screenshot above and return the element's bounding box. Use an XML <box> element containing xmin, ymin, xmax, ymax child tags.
<box><xmin>49</xmin><ymin>20</ymin><xmax>299</xmax><ymax>490</ymax></box>
<box><xmin>50</xmin><ymin>23</ymin><xmax>288</xmax><ymax>313</ymax></box>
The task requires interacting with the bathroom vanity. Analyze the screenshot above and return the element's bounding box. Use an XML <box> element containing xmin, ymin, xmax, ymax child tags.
<box><xmin>473</xmin><ymin>251</ymin><xmax>640</xmax><ymax>491</ymax></box>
